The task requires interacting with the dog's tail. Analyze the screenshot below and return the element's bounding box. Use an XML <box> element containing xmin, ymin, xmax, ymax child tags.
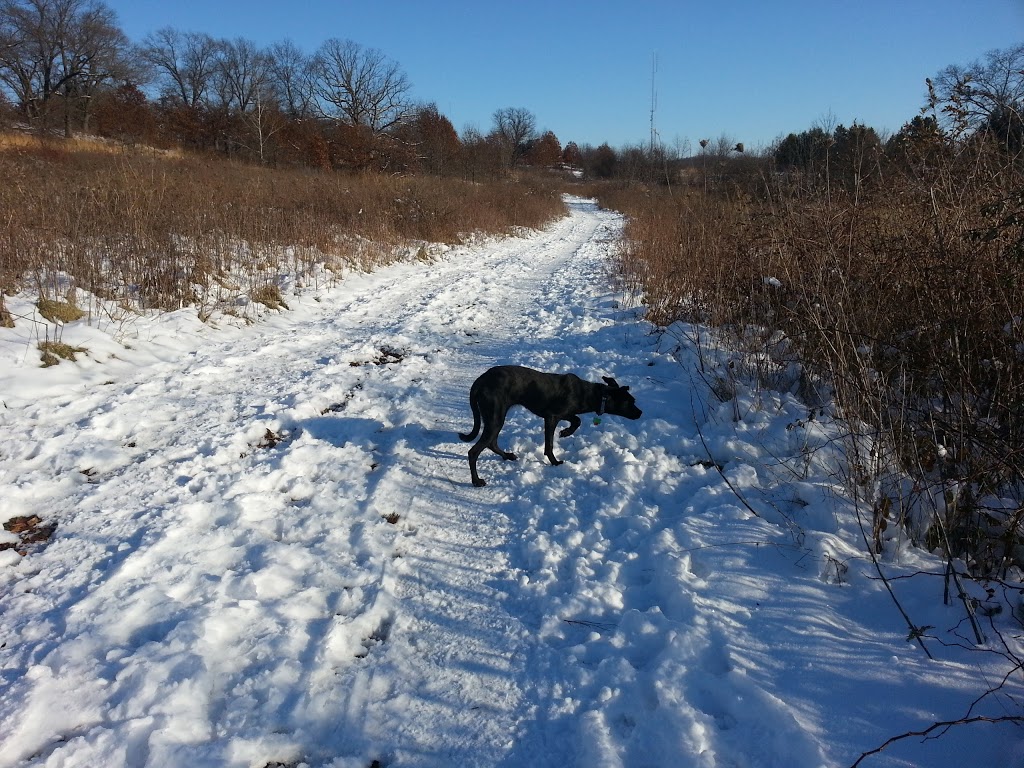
<box><xmin>458</xmin><ymin>380</ymin><xmax>481</xmax><ymax>442</ymax></box>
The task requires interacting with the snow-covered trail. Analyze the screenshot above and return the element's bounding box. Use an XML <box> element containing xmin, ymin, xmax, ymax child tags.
<box><xmin>2</xmin><ymin>198</ymin><xmax>1021</xmax><ymax>768</ymax></box>
<box><xmin>0</xmin><ymin>200</ymin><xmax>643</xmax><ymax>766</ymax></box>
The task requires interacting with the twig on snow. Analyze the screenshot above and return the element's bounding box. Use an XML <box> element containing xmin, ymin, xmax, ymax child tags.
<box><xmin>849</xmin><ymin>715</ymin><xmax>1024</xmax><ymax>768</ymax></box>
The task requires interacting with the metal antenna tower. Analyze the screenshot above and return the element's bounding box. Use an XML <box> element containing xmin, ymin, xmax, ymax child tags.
<box><xmin>649</xmin><ymin>52</ymin><xmax>658</xmax><ymax>153</ymax></box>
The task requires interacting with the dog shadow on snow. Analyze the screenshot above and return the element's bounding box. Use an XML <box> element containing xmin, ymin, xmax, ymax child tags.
<box><xmin>298</xmin><ymin>410</ymin><xmax>474</xmax><ymax>511</ymax></box>
<box><xmin>301</xmin><ymin>415</ymin><xmax>384</xmax><ymax>449</ymax></box>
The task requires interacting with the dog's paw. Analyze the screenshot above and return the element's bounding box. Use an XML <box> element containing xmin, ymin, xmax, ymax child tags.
<box><xmin>472</xmin><ymin>477</ymin><xmax>487</xmax><ymax>487</ymax></box>
<box><xmin>502</xmin><ymin>452</ymin><xmax>518</xmax><ymax>462</ymax></box>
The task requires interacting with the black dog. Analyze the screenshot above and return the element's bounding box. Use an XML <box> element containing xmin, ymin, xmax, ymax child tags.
<box><xmin>458</xmin><ymin>365</ymin><xmax>642</xmax><ymax>487</ymax></box>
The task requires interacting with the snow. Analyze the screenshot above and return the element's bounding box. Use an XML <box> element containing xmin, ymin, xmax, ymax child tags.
<box><xmin>1</xmin><ymin>197</ymin><xmax>1022</xmax><ymax>768</ymax></box>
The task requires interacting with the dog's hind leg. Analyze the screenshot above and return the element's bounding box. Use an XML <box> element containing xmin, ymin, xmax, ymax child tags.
<box><xmin>468</xmin><ymin>440</ymin><xmax>488</xmax><ymax>487</ymax></box>
<box><xmin>467</xmin><ymin>409</ymin><xmax>516</xmax><ymax>487</ymax></box>
<box><xmin>484</xmin><ymin>412</ymin><xmax>517</xmax><ymax>461</ymax></box>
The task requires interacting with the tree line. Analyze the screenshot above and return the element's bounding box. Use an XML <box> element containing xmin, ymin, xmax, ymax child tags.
<box><xmin>584</xmin><ymin>44</ymin><xmax>1024</xmax><ymax>188</ymax></box>
<box><xmin>0</xmin><ymin>0</ymin><xmax>592</xmax><ymax>177</ymax></box>
<box><xmin>2</xmin><ymin>0</ymin><xmax>1020</xmax><ymax>185</ymax></box>
<box><xmin>769</xmin><ymin>42</ymin><xmax>1023</xmax><ymax>191</ymax></box>
<box><xmin>595</xmin><ymin>43</ymin><xmax>1024</xmax><ymax>585</ymax></box>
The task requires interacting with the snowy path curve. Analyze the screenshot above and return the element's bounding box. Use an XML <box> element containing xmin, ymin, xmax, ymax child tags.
<box><xmin>2</xmin><ymin>198</ymin><xmax>1018</xmax><ymax>768</ymax></box>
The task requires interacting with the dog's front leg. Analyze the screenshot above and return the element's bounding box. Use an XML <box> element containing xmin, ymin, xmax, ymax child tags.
<box><xmin>559</xmin><ymin>414</ymin><xmax>582</xmax><ymax>438</ymax></box>
<box><xmin>543</xmin><ymin>416</ymin><xmax>563</xmax><ymax>466</ymax></box>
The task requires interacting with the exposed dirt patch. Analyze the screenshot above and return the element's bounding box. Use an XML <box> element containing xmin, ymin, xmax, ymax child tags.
<box><xmin>256</xmin><ymin>428</ymin><xmax>289</xmax><ymax>449</ymax></box>
<box><xmin>356</xmin><ymin>615</ymin><xmax>394</xmax><ymax>658</ymax></box>
<box><xmin>321</xmin><ymin>382</ymin><xmax>364</xmax><ymax>414</ymax></box>
<box><xmin>349</xmin><ymin>346</ymin><xmax>405</xmax><ymax>367</ymax></box>
<box><xmin>39</xmin><ymin>340</ymin><xmax>87</xmax><ymax>367</ymax></box>
<box><xmin>251</xmin><ymin>284</ymin><xmax>289</xmax><ymax>311</ymax></box>
<box><xmin>240</xmin><ymin>427</ymin><xmax>292</xmax><ymax>457</ymax></box>
<box><xmin>37</xmin><ymin>297</ymin><xmax>85</xmax><ymax>324</ymax></box>
<box><xmin>2</xmin><ymin>515</ymin><xmax>58</xmax><ymax>556</ymax></box>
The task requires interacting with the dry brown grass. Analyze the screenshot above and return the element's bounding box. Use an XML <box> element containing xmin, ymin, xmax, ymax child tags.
<box><xmin>0</xmin><ymin>133</ymin><xmax>565</xmax><ymax>310</ymax></box>
<box><xmin>596</xmin><ymin>144</ymin><xmax>1024</xmax><ymax>574</ymax></box>
<box><xmin>36</xmin><ymin>297</ymin><xmax>86</xmax><ymax>323</ymax></box>
<box><xmin>0</xmin><ymin>130</ymin><xmax>183</xmax><ymax>157</ymax></box>
<box><xmin>38</xmin><ymin>340</ymin><xmax>87</xmax><ymax>366</ymax></box>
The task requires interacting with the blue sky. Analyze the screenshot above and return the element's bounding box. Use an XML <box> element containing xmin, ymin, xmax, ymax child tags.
<box><xmin>104</xmin><ymin>0</ymin><xmax>1023</xmax><ymax>152</ymax></box>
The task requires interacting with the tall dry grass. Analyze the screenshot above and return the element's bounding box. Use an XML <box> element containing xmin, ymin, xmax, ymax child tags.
<box><xmin>597</xmin><ymin>142</ymin><xmax>1024</xmax><ymax>575</ymax></box>
<box><xmin>0</xmin><ymin>135</ymin><xmax>565</xmax><ymax>314</ymax></box>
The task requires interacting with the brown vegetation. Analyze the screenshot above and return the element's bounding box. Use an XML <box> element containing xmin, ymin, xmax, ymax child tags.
<box><xmin>0</xmin><ymin>135</ymin><xmax>565</xmax><ymax>313</ymax></box>
<box><xmin>593</xmin><ymin>105</ymin><xmax>1024</xmax><ymax>576</ymax></box>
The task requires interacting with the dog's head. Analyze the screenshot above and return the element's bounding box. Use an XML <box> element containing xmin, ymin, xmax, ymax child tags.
<box><xmin>602</xmin><ymin>377</ymin><xmax>643</xmax><ymax>420</ymax></box>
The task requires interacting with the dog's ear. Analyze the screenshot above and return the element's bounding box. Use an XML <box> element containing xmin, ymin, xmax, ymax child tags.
<box><xmin>602</xmin><ymin>376</ymin><xmax>620</xmax><ymax>388</ymax></box>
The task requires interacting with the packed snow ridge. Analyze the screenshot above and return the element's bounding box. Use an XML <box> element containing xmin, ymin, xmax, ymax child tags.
<box><xmin>1</xmin><ymin>197</ymin><xmax>1021</xmax><ymax>768</ymax></box>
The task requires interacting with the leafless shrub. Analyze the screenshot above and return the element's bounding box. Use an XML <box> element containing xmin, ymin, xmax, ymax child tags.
<box><xmin>596</xmin><ymin>126</ymin><xmax>1024</xmax><ymax>577</ymax></box>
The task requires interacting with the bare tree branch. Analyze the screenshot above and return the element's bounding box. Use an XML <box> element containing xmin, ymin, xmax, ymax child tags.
<box><xmin>140</xmin><ymin>26</ymin><xmax>218</xmax><ymax>109</ymax></box>
<box><xmin>0</xmin><ymin>0</ymin><xmax>131</xmax><ymax>134</ymax></box>
<box><xmin>850</xmin><ymin>715</ymin><xmax>1024</xmax><ymax>768</ymax></box>
<box><xmin>311</xmin><ymin>38</ymin><xmax>410</xmax><ymax>133</ymax></box>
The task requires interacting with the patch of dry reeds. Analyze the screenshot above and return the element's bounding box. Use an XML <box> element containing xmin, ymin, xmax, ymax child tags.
<box><xmin>598</xmin><ymin>143</ymin><xmax>1024</xmax><ymax>575</ymax></box>
<box><xmin>0</xmin><ymin>136</ymin><xmax>565</xmax><ymax>311</ymax></box>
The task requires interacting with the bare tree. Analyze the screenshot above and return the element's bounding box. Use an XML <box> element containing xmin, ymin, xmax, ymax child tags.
<box><xmin>457</xmin><ymin>124</ymin><xmax>501</xmax><ymax>180</ymax></box>
<box><xmin>711</xmin><ymin>132</ymin><xmax>739</xmax><ymax>158</ymax></box>
<box><xmin>201</xmin><ymin>36</ymin><xmax>280</xmax><ymax>160</ymax></box>
<box><xmin>932</xmin><ymin>44</ymin><xmax>1024</xmax><ymax>150</ymax></box>
<box><xmin>311</xmin><ymin>38</ymin><xmax>410</xmax><ymax>133</ymax></box>
<box><xmin>491</xmin><ymin>106</ymin><xmax>536</xmax><ymax>169</ymax></box>
<box><xmin>212</xmin><ymin>36</ymin><xmax>269</xmax><ymax>114</ymax></box>
<box><xmin>140</xmin><ymin>26</ymin><xmax>218</xmax><ymax>109</ymax></box>
<box><xmin>0</xmin><ymin>0</ymin><xmax>131</xmax><ymax>136</ymax></box>
<box><xmin>70</xmin><ymin>1</ymin><xmax>135</xmax><ymax>133</ymax></box>
<box><xmin>933</xmin><ymin>44</ymin><xmax>1024</xmax><ymax>130</ymax></box>
<box><xmin>243</xmin><ymin>87</ymin><xmax>288</xmax><ymax>163</ymax></box>
<box><xmin>267</xmin><ymin>39</ymin><xmax>314</xmax><ymax>119</ymax></box>
<box><xmin>0</xmin><ymin>0</ymin><xmax>64</xmax><ymax>123</ymax></box>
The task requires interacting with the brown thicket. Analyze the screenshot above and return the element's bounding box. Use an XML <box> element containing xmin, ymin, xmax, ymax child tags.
<box><xmin>593</xmin><ymin>116</ymin><xmax>1024</xmax><ymax>576</ymax></box>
